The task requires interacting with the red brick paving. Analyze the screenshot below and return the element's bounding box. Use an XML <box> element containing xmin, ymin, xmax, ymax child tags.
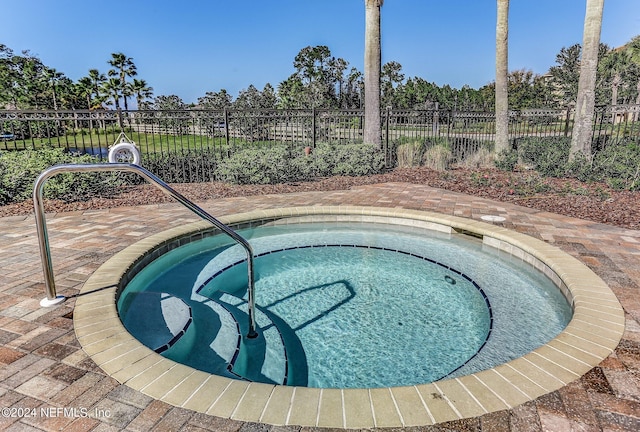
<box><xmin>1</xmin><ymin>182</ymin><xmax>639</xmax><ymax>431</ymax></box>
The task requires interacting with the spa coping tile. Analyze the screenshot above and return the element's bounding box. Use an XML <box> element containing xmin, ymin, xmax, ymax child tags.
<box><xmin>229</xmin><ymin>382</ymin><xmax>274</xmax><ymax>423</ymax></box>
<box><xmin>179</xmin><ymin>374</ymin><xmax>232</xmax><ymax>413</ymax></box>
<box><xmin>414</xmin><ymin>383</ymin><xmax>461</xmax><ymax>424</ymax></box>
<box><xmin>316</xmin><ymin>388</ymin><xmax>344</xmax><ymax>429</ymax></box>
<box><xmin>161</xmin><ymin>369</ymin><xmax>213</xmax><ymax>407</ymax></box>
<box><xmin>432</xmin><ymin>379</ymin><xmax>487</xmax><ymax>419</ymax></box>
<box><xmin>457</xmin><ymin>373</ymin><xmax>514</xmax><ymax>411</ymax></box>
<box><xmin>206</xmin><ymin>379</ymin><xmax>251</xmax><ymax>419</ymax></box>
<box><xmin>125</xmin><ymin>358</ymin><xmax>177</xmax><ymax>391</ymax></box>
<box><xmin>343</xmin><ymin>388</ymin><xmax>376</xmax><ymax>429</ymax></box>
<box><xmin>140</xmin><ymin>363</ymin><xmax>195</xmax><ymax>399</ymax></box>
<box><xmin>286</xmin><ymin>386</ymin><xmax>321</xmax><ymax>427</ymax></box>
<box><xmin>258</xmin><ymin>384</ymin><xmax>295</xmax><ymax>425</ymax></box>
<box><xmin>390</xmin><ymin>385</ymin><xmax>434</xmax><ymax>426</ymax></box>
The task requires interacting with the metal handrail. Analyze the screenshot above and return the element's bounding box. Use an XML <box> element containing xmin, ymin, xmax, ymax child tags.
<box><xmin>33</xmin><ymin>163</ymin><xmax>258</xmax><ymax>338</ymax></box>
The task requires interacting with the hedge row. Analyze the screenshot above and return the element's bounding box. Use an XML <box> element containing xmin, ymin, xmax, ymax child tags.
<box><xmin>0</xmin><ymin>143</ymin><xmax>386</xmax><ymax>204</ymax></box>
<box><xmin>496</xmin><ymin>137</ymin><xmax>640</xmax><ymax>190</ymax></box>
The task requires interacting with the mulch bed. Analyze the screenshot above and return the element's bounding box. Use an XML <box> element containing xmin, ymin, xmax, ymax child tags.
<box><xmin>2</xmin><ymin>167</ymin><xmax>639</xmax><ymax>229</ymax></box>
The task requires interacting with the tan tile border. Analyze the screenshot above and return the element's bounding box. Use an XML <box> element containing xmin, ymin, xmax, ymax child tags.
<box><xmin>74</xmin><ymin>206</ymin><xmax>624</xmax><ymax>429</ymax></box>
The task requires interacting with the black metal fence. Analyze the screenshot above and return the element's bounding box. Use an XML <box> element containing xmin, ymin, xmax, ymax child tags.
<box><xmin>1</xmin><ymin>105</ymin><xmax>638</xmax><ymax>181</ymax></box>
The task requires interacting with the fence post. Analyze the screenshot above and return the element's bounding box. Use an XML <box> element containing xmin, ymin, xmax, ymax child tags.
<box><xmin>312</xmin><ymin>107</ymin><xmax>316</xmax><ymax>148</ymax></box>
<box><xmin>224</xmin><ymin>108</ymin><xmax>230</xmax><ymax>148</ymax></box>
<box><xmin>385</xmin><ymin>107</ymin><xmax>390</xmax><ymax>168</ymax></box>
<box><xmin>564</xmin><ymin>106</ymin><xmax>572</xmax><ymax>137</ymax></box>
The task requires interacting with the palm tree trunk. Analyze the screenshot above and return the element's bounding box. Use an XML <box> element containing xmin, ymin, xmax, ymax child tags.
<box><xmin>364</xmin><ymin>0</ymin><xmax>383</xmax><ymax>149</ymax></box>
<box><xmin>570</xmin><ymin>0</ymin><xmax>604</xmax><ymax>161</ymax></box>
<box><xmin>495</xmin><ymin>0</ymin><xmax>510</xmax><ymax>154</ymax></box>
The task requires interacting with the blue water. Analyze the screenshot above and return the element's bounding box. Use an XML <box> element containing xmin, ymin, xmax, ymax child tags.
<box><xmin>118</xmin><ymin>222</ymin><xmax>572</xmax><ymax>388</ymax></box>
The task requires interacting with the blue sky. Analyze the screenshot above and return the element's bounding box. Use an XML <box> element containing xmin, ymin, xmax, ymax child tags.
<box><xmin>2</xmin><ymin>0</ymin><xmax>640</xmax><ymax>104</ymax></box>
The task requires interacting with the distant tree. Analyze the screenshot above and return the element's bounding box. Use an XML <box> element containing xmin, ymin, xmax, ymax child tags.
<box><xmin>18</xmin><ymin>53</ymin><xmax>47</xmax><ymax>108</ymax></box>
<box><xmin>570</xmin><ymin>0</ymin><xmax>605</xmax><ymax>161</ymax></box>
<box><xmin>260</xmin><ymin>83</ymin><xmax>278</xmax><ymax>109</ymax></box>
<box><xmin>75</xmin><ymin>77</ymin><xmax>94</xmax><ymax>110</ymax></box>
<box><xmin>294</xmin><ymin>45</ymin><xmax>331</xmax><ymax>84</ymax></box>
<box><xmin>85</xmin><ymin>69</ymin><xmax>107</xmax><ymax>109</ymax></box>
<box><xmin>152</xmin><ymin>95</ymin><xmax>188</xmax><ymax>133</ymax></box>
<box><xmin>506</xmin><ymin>69</ymin><xmax>551</xmax><ymax>109</ymax></box>
<box><xmin>152</xmin><ymin>94</ymin><xmax>186</xmax><ymax>110</ymax></box>
<box><xmin>102</xmin><ymin>77</ymin><xmax>122</xmax><ymax>109</ymax></box>
<box><xmin>344</xmin><ymin>67</ymin><xmax>364</xmax><ymax>108</ymax></box>
<box><xmin>42</xmin><ymin>67</ymin><xmax>63</xmax><ymax>110</ymax></box>
<box><xmin>548</xmin><ymin>44</ymin><xmax>582</xmax><ymax>107</ymax></box>
<box><xmin>598</xmin><ymin>49</ymin><xmax>634</xmax><ymax>116</ymax></box>
<box><xmin>277</xmin><ymin>74</ymin><xmax>305</xmax><ymax>109</ymax></box>
<box><xmin>495</xmin><ymin>0</ymin><xmax>510</xmax><ymax>154</ymax></box>
<box><xmin>0</xmin><ymin>45</ymin><xmax>15</xmax><ymax>107</ymax></box>
<box><xmin>53</xmin><ymin>76</ymin><xmax>75</xmax><ymax>109</ymax></box>
<box><xmin>364</xmin><ymin>0</ymin><xmax>383</xmax><ymax>149</ymax></box>
<box><xmin>381</xmin><ymin>61</ymin><xmax>404</xmax><ymax>108</ymax></box>
<box><xmin>108</xmin><ymin>52</ymin><xmax>137</xmax><ymax>110</ymax></box>
<box><xmin>394</xmin><ymin>77</ymin><xmax>417</xmax><ymax>109</ymax></box>
<box><xmin>234</xmin><ymin>83</ymin><xmax>279</xmax><ymax>110</ymax></box>
<box><xmin>234</xmin><ymin>85</ymin><xmax>263</xmax><ymax>109</ymax></box>
<box><xmin>626</xmin><ymin>35</ymin><xmax>640</xmax><ymax>119</ymax></box>
<box><xmin>197</xmin><ymin>89</ymin><xmax>233</xmax><ymax>109</ymax></box>
<box><xmin>394</xmin><ymin>77</ymin><xmax>491</xmax><ymax>111</ymax></box>
<box><xmin>290</xmin><ymin>45</ymin><xmax>342</xmax><ymax>107</ymax></box>
<box><xmin>329</xmin><ymin>57</ymin><xmax>349</xmax><ymax>107</ymax></box>
<box><xmin>395</xmin><ymin>77</ymin><xmax>439</xmax><ymax>109</ymax></box>
<box><xmin>131</xmin><ymin>79</ymin><xmax>154</xmax><ymax>109</ymax></box>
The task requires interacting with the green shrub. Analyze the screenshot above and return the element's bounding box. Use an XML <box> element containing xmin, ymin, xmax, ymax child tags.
<box><xmin>215</xmin><ymin>143</ymin><xmax>385</xmax><ymax>185</ymax></box>
<box><xmin>589</xmin><ymin>143</ymin><xmax>640</xmax><ymax>190</ymax></box>
<box><xmin>494</xmin><ymin>149</ymin><xmax>518</xmax><ymax>171</ymax></box>
<box><xmin>329</xmin><ymin>144</ymin><xmax>385</xmax><ymax>176</ymax></box>
<box><xmin>517</xmin><ymin>137</ymin><xmax>570</xmax><ymax>177</ymax></box>
<box><xmin>505</xmin><ymin>137</ymin><xmax>640</xmax><ymax>191</ymax></box>
<box><xmin>216</xmin><ymin>146</ymin><xmax>300</xmax><ymax>184</ymax></box>
<box><xmin>0</xmin><ymin>146</ymin><xmax>124</xmax><ymax>205</ymax></box>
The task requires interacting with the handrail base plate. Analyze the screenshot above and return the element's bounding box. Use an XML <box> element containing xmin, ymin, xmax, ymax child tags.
<box><xmin>40</xmin><ymin>296</ymin><xmax>66</xmax><ymax>307</ymax></box>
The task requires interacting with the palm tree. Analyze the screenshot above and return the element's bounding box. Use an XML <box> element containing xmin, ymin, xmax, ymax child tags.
<box><xmin>364</xmin><ymin>0</ymin><xmax>383</xmax><ymax>149</ymax></box>
<box><xmin>494</xmin><ymin>0</ymin><xmax>510</xmax><ymax>154</ymax></box>
<box><xmin>102</xmin><ymin>77</ymin><xmax>122</xmax><ymax>110</ymax></box>
<box><xmin>87</xmin><ymin>69</ymin><xmax>107</xmax><ymax>108</ymax></box>
<box><xmin>570</xmin><ymin>0</ymin><xmax>605</xmax><ymax>161</ymax></box>
<box><xmin>76</xmin><ymin>77</ymin><xmax>93</xmax><ymax>110</ymax></box>
<box><xmin>75</xmin><ymin>77</ymin><xmax>96</xmax><ymax>130</ymax></box>
<box><xmin>108</xmin><ymin>52</ymin><xmax>137</xmax><ymax>110</ymax></box>
<box><xmin>43</xmin><ymin>67</ymin><xmax>63</xmax><ymax>111</ymax></box>
<box><xmin>132</xmin><ymin>79</ymin><xmax>154</xmax><ymax>109</ymax></box>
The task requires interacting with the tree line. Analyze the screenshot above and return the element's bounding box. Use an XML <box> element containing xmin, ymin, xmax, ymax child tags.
<box><xmin>0</xmin><ymin>46</ymin><xmax>153</xmax><ymax>112</ymax></box>
<box><xmin>1</xmin><ymin>36</ymin><xmax>639</xmax><ymax>114</ymax></box>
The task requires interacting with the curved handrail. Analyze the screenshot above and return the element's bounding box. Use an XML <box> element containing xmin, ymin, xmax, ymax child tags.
<box><xmin>33</xmin><ymin>163</ymin><xmax>258</xmax><ymax>338</ymax></box>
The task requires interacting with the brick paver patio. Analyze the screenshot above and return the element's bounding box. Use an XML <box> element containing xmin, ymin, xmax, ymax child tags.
<box><xmin>1</xmin><ymin>182</ymin><xmax>639</xmax><ymax>431</ymax></box>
